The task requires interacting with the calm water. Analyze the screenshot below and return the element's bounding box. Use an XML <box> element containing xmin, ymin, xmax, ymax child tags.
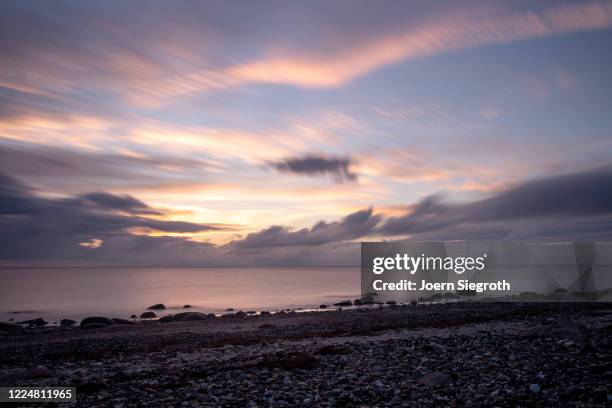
<box><xmin>0</xmin><ymin>267</ymin><xmax>360</xmax><ymax>322</ymax></box>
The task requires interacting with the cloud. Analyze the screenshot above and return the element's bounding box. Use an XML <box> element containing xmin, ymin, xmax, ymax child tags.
<box><xmin>78</xmin><ymin>192</ymin><xmax>157</xmax><ymax>215</ymax></box>
<box><xmin>269</xmin><ymin>155</ymin><xmax>358</xmax><ymax>182</ymax></box>
<box><xmin>0</xmin><ymin>174</ymin><xmax>224</xmax><ymax>262</ymax></box>
<box><xmin>132</xmin><ymin>0</ymin><xmax>612</xmax><ymax>96</ymax></box>
<box><xmin>234</xmin><ymin>208</ymin><xmax>380</xmax><ymax>248</ymax></box>
<box><xmin>2</xmin><ymin>0</ymin><xmax>612</xmax><ymax>106</ymax></box>
<box><xmin>2</xmin><ymin>165</ymin><xmax>612</xmax><ymax>266</ymax></box>
<box><xmin>379</xmin><ymin>165</ymin><xmax>612</xmax><ymax>239</ymax></box>
<box><xmin>0</xmin><ymin>141</ymin><xmax>223</xmax><ymax>194</ymax></box>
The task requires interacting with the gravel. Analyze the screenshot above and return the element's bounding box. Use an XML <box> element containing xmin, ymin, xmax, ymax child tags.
<box><xmin>0</xmin><ymin>302</ymin><xmax>610</xmax><ymax>407</ymax></box>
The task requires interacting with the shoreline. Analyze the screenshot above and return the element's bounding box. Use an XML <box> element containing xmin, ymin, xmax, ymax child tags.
<box><xmin>1</xmin><ymin>302</ymin><xmax>611</xmax><ymax>406</ymax></box>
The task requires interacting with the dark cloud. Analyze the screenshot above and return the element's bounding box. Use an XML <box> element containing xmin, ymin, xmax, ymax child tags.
<box><xmin>3</xmin><ymin>165</ymin><xmax>612</xmax><ymax>266</ymax></box>
<box><xmin>234</xmin><ymin>208</ymin><xmax>379</xmax><ymax>248</ymax></box>
<box><xmin>269</xmin><ymin>155</ymin><xmax>357</xmax><ymax>182</ymax></box>
<box><xmin>78</xmin><ymin>192</ymin><xmax>158</xmax><ymax>215</ymax></box>
<box><xmin>0</xmin><ymin>142</ymin><xmax>216</xmax><ymax>193</ymax></box>
<box><xmin>0</xmin><ymin>174</ymin><xmax>222</xmax><ymax>262</ymax></box>
<box><xmin>379</xmin><ymin>165</ymin><xmax>612</xmax><ymax>239</ymax></box>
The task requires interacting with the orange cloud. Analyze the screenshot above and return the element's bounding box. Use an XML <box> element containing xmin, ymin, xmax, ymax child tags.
<box><xmin>146</xmin><ymin>1</ymin><xmax>612</xmax><ymax>97</ymax></box>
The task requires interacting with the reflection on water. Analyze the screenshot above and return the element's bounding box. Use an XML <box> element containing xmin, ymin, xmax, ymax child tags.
<box><xmin>0</xmin><ymin>267</ymin><xmax>360</xmax><ymax>321</ymax></box>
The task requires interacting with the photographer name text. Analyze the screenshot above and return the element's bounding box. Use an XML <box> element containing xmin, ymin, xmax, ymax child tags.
<box><xmin>372</xmin><ymin>279</ymin><xmax>511</xmax><ymax>293</ymax></box>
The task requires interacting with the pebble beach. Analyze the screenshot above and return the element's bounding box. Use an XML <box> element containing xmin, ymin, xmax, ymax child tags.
<box><xmin>1</xmin><ymin>302</ymin><xmax>611</xmax><ymax>407</ymax></box>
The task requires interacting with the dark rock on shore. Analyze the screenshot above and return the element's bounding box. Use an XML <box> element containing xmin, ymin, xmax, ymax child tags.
<box><xmin>0</xmin><ymin>366</ymin><xmax>53</xmax><ymax>383</ymax></box>
<box><xmin>333</xmin><ymin>300</ymin><xmax>352</xmax><ymax>307</ymax></box>
<box><xmin>418</xmin><ymin>372</ymin><xmax>454</xmax><ymax>388</ymax></box>
<box><xmin>60</xmin><ymin>319</ymin><xmax>76</xmax><ymax>327</ymax></box>
<box><xmin>159</xmin><ymin>315</ymin><xmax>175</xmax><ymax>323</ymax></box>
<box><xmin>317</xmin><ymin>344</ymin><xmax>351</xmax><ymax>355</ymax></box>
<box><xmin>182</xmin><ymin>304</ymin><xmax>192</xmax><ymax>308</ymax></box>
<box><xmin>80</xmin><ymin>316</ymin><xmax>114</xmax><ymax>328</ymax></box>
<box><xmin>130</xmin><ymin>314</ymin><xmax>137</xmax><ymax>319</ymax></box>
<box><xmin>257</xmin><ymin>352</ymin><xmax>318</xmax><ymax>370</ymax></box>
<box><xmin>147</xmin><ymin>304</ymin><xmax>166</xmax><ymax>310</ymax></box>
<box><xmin>0</xmin><ymin>322</ymin><xmax>23</xmax><ymax>333</ymax></box>
<box><xmin>225</xmin><ymin>308</ymin><xmax>234</xmax><ymax>312</ymax></box>
<box><xmin>524</xmin><ymin>322</ymin><xmax>587</xmax><ymax>338</ymax></box>
<box><xmin>77</xmin><ymin>382</ymin><xmax>106</xmax><ymax>395</ymax></box>
<box><xmin>319</xmin><ymin>304</ymin><xmax>328</xmax><ymax>309</ymax></box>
<box><xmin>17</xmin><ymin>317</ymin><xmax>48</xmax><ymax>327</ymax></box>
<box><xmin>174</xmin><ymin>312</ymin><xmax>211</xmax><ymax>321</ymax></box>
<box><xmin>354</xmin><ymin>296</ymin><xmax>375</xmax><ymax>305</ymax></box>
<box><xmin>139</xmin><ymin>311</ymin><xmax>157</xmax><ymax>319</ymax></box>
<box><xmin>112</xmin><ymin>318</ymin><xmax>137</xmax><ymax>325</ymax></box>
<box><xmin>260</xmin><ymin>311</ymin><xmax>271</xmax><ymax>316</ymax></box>
<box><xmin>81</xmin><ymin>322</ymin><xmax>108</xmax><ymax>330</ymax></box>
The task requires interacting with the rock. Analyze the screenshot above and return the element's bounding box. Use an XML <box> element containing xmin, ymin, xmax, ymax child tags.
<box><xmin>80</xmin><ymin>316</ymin><xmax>114</xmax><ymax>327</ymax></box>
<box><xmin>139</xmin><ymin>311</ymin><xmax>157</xmax><ymax>319</ymax></box>
<box><xmin>147</xmin><ymin>304</ymin><xmax>166</xmax><ymax>310</ymax></box>
<box><xmin>353</xmin><ymin>299</ymin><xmax>363</xmax><ymax>306</ymax></box>
<box><xmin>225</xmin><ymin>308</ymin><xmax>234</xmax><ymax>312</ymax></box>
<box><xmin>319</xmin><ymin>304</ymin><xmax>328</xmax><ymax>309</ymax></box>
<box><xmin>112</xmin><ymin>318</ymin><xmax>137</xmax><ymax>325</ymax></box>
<box><xmin>130</xmin><ymin>314</ymin><xmax>137</xmax><ymax>319</ymax></box>
<box><xmin>411</xmin><ymin>299</ymin><xmax>418</xmax><ymax>306</ymax></box>
<box><xmin>360</xmin><ymin>295</ymin><xmax>375</xmax><ymax>304</ymax></box>
<box><xmin>260</xmin><ymin>311</ymin><xmax>271</xmax><ymax>316</ymax></box>
<box><xmin>81</xmin><ymin>322</ymin><xmax>108</xmax><ymax>330</ymax></box>
<box><xmin>174</xmin><ymin>312</ymin><xmax>209</xmax><ymax>321</ymax></box>
<box><xmin>159</xmin><ymin>315</ymin><xmax>175</xmax><ymax>323</ymax></box>
<box><xmin>182</xmin><ymin>304</ymin><xmax>192</xmax><ymax>308</ymax></box>
<box><xmin>0</xmin><ymin>322</ymin><xmax>24</xmax><ymax>333</ymax></box>
<box><xmin>60</xmin><ymin>319</ymin><xmax>76</xmax><ymax>327</ymax></box>
<box><xmin>333</xmin><ymin>300</ymin><xmax>352</xmax><ymax>307</ymax></box>
<box><xmin>526</xmin><ymin>323</ymin><xmax>586</xmax><ymax>339</ymax></box>
<box><xmin>418</xmin><ymin>372</ymin><xmax>454</xmax><ymax>388</ymax></box>
<box><xmin>77</xmin><ymin>382</ymin><xmax>106</xmax><ymax>394</ymax></box>
<box><xmin>235</xmin><ymin>311</ymin><xmax>246</xmax><ymax>317</ymax></box>
<box><xmin>316</xmin><ymin>345</ymin><xmax>351</xmax><ymax>355</ymax></box>
<box><xmin>386</xmin><ymin>300</ymin><xmax>397</xmax><ymax>305</ymax></box>
<box><xmin>0</xmin><ymin>366</ymin><xmax>53</xmax><ymax>382</ymax></box>
<box><xmin>17</xmin><ymin>317</ymin><xmax>48</xmax><ymax>327</ymax></box>
<box><xmin>529</xmin><ymin>384</ymin><xmax>541</xmax><ymax>393</ymax></box>
<box><xmin>257</xmin><ymin>353</ymin><xmax>318</xmax><ymax>370</ymax></box>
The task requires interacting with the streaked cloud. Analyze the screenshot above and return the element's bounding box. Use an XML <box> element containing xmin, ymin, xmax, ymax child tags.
<box><xmin>1</xmin><ymin>1</ymin><xmax>611</xmax><ymax>265</ymax></box>
<box><xmin>140</xmin><ymin>0</ymin><xmax>612</xmax><ymax>97</ymax></box>
<box><xmin>2</xmin><ymin>165</ymin><xmax>612</xmax><ymax>266</ymax></box>
<box><xmin>233</xmin><ymin>208</ymin><xmax>380</xmax><ymax>248</ymax></box>
<box><xmin>379</xmin><ymin>165</ymin><xmax>612</xmax><ymax>238</ymax></box>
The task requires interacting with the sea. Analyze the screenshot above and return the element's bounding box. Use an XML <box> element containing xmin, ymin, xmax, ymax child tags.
<box><xmin>0</xmin><ymin>267</ymin><xmax>360</xmax><ymax>322</ymax></box>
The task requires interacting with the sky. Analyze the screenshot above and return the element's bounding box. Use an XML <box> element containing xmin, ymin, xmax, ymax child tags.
<box><xmin>1</xmin><ymin>0</ymin><xmax>612</xmax><ymax>266</ymax></box>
